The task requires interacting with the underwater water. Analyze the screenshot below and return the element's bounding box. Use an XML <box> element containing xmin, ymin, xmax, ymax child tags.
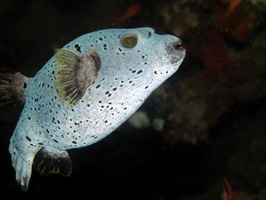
<box><xmin>0</xmin><ymin>0</ymin><xmax>266</xmax><ymax>199</ymax></box>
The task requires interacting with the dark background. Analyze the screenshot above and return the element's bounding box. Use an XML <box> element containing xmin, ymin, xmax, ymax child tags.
<box><xmin>0</xmin><ymin>0</ymin><xmax>266</xmax><ymax>199</ymax></box>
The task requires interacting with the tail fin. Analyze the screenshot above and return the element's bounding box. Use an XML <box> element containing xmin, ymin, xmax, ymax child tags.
<box><xmin>0</xmin><ymin>69</ymin><xmax>30</xmax><ymax>108</ymax></box>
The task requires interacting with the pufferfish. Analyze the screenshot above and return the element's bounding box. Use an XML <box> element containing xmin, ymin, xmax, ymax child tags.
<box><xmin>0</xmin><ymin>27</ymin><xmax>185</xmax><ymax>191</ymax></box>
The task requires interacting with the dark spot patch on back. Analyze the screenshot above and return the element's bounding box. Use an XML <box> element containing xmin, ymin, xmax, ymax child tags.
<box><xmin>26</xmin><ymin>136</ymin><xmax>31</xmax><ymax>142</ymax></box>
<box><xmin>137</xmin><ymin>70</ymin><xmax>143</xmax><ymax>74</ymax></box>
<box><xmin>74</xmin><ymin>44</ymin><xmax>81</xmax><ymax>53</ymax></box>
<box><xmin>148</xmin><ymin>31</ymin><xmax>152</xmax><ymax>38</ymax></box>
<box><xmin>23</xmin><ymin>82</ymin><xmax>27</xmax><ymax>89</ymax></box>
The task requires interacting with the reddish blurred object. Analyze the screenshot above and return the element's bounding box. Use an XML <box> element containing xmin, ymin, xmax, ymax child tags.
<box><xmin>196</xmin><ymin>29</ymin><xmax>234</xmax><ymax>86</ymax></box>
<box><xmin>215</xmin><ymin>0</ymin><xmax>256</xmax><ymax>42</ymax></box>
<box><xmin>224</xmin><ymin>0</ymin><xmax>243</xmax><ymax>17</ymax></box>
<box><xmin>223</xmin><ymin>177</ymin><xmax>238</xmax><ymax>200</ymax></box>
<box><xmin>117</xmin><ymin>3</ymin><xmax>141</xmax><ymax>23</ymax></box>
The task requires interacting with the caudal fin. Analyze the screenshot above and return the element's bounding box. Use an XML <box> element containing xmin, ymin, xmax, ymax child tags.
<box><xmin>0</xmin><ymin>69</ymin><xmax>30</xmax><ymax>108</ymax></box>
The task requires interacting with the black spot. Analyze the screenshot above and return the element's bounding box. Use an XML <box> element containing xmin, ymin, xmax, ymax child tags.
<box><xmin>96</xmin><ymin>84</ymin><xmax>101</xmax><ymax>89</ymax></box>
<box><xmin>148</xmin><ymin>31</ymin><xmax>152</xmax><ymax>38</ymax></box>
<box><xmin>137</xmin><ymin>70</ymin><xmax>143</xmax><ymax>74</ymax></box>
<box><xmin>38</xmin><ymin>142</ymin><xmax>43</xmax><ymax>145</ymax></box>
<box><xmin>26</xmin><ymin>136</ymin><xmax>31</xmax><ymax>142</ymax></box>
<box><xmin>74</xmin><ymin>44</ymin><xmax>81</xmax><ymax>53</ymax></box>
<box><xmin>23</xmin><ymin>82</ymin><xmax>27</xmax><ymax>89</ymax></box>
<box><xmin>113</xmin><ymin>88</ymin><xmax>117</xmax><ymax>91</ymax></box>
<box><xmin>46</xmin><ymin>129</ymin><xmax>50</xmax><ymax>133</ymax></box>
<box><xmin>72</xmin><ymin>141</ymin><xmax>77</xmax><ymax>144</ymax></box>
<box><xmin>53</xmin><ymin>139</ymin><xmax>59</xmax><ymax>143</ymax></box>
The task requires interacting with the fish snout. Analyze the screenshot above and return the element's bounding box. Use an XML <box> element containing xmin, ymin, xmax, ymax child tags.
<box><xmin>165</xmin><ymin>37</ymin><xmax>186</xmax><ymax>65</ymax></box>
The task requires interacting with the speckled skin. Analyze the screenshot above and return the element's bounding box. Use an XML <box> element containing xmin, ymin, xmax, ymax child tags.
<box><xmin>8</xmin><ymin>27</ymin><xmax>185</xmax><ymax>190</ymax></box>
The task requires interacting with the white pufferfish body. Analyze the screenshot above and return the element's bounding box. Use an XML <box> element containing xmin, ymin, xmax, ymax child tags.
<box><xmin>6</xmin><ymin>27</ymin><xmax>185</xmax><ymax>191</ymax></box>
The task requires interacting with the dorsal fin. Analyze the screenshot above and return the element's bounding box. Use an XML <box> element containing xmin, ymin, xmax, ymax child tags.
<box><xmin>54</xmin><ymin>49</ymin><xmax>101</xmax><ymax>106</ymax></box>
<box><xmin>0</xmin><ymin>69</ymin><xmax>30</xmax><ymax>108</ymax></box>
<box><xmin>33</xmin><ymin>147</ymin><xmax>72</xmax><ymax>177</ymax></box>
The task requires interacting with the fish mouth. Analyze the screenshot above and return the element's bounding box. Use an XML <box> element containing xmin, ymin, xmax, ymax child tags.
<box><xmin>166</xmin><ymin>40</ymin><xmax>186</xmax><ymax>65</ymax></box>
<box><xmin>172</xmin><ymin>40</ymin><xmax>183</xmax><ymax>51</ymax></box>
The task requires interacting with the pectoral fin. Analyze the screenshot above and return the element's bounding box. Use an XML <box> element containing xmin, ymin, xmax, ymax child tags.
<box><xmin>54</xmin><ymin>49</ymin><xmax>101</xmax><ymax>106</ymax></box>
<box><xmin>33</xmin><ymin>147</ymin><xmax>72</xmax><ymax>177</ymax></box>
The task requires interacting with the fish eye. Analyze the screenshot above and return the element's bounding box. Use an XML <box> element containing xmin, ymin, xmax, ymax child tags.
<box><xmin>120</xmin><ymin>35</ymin><xmax>138</xmax><ymax>48</ymax></box>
